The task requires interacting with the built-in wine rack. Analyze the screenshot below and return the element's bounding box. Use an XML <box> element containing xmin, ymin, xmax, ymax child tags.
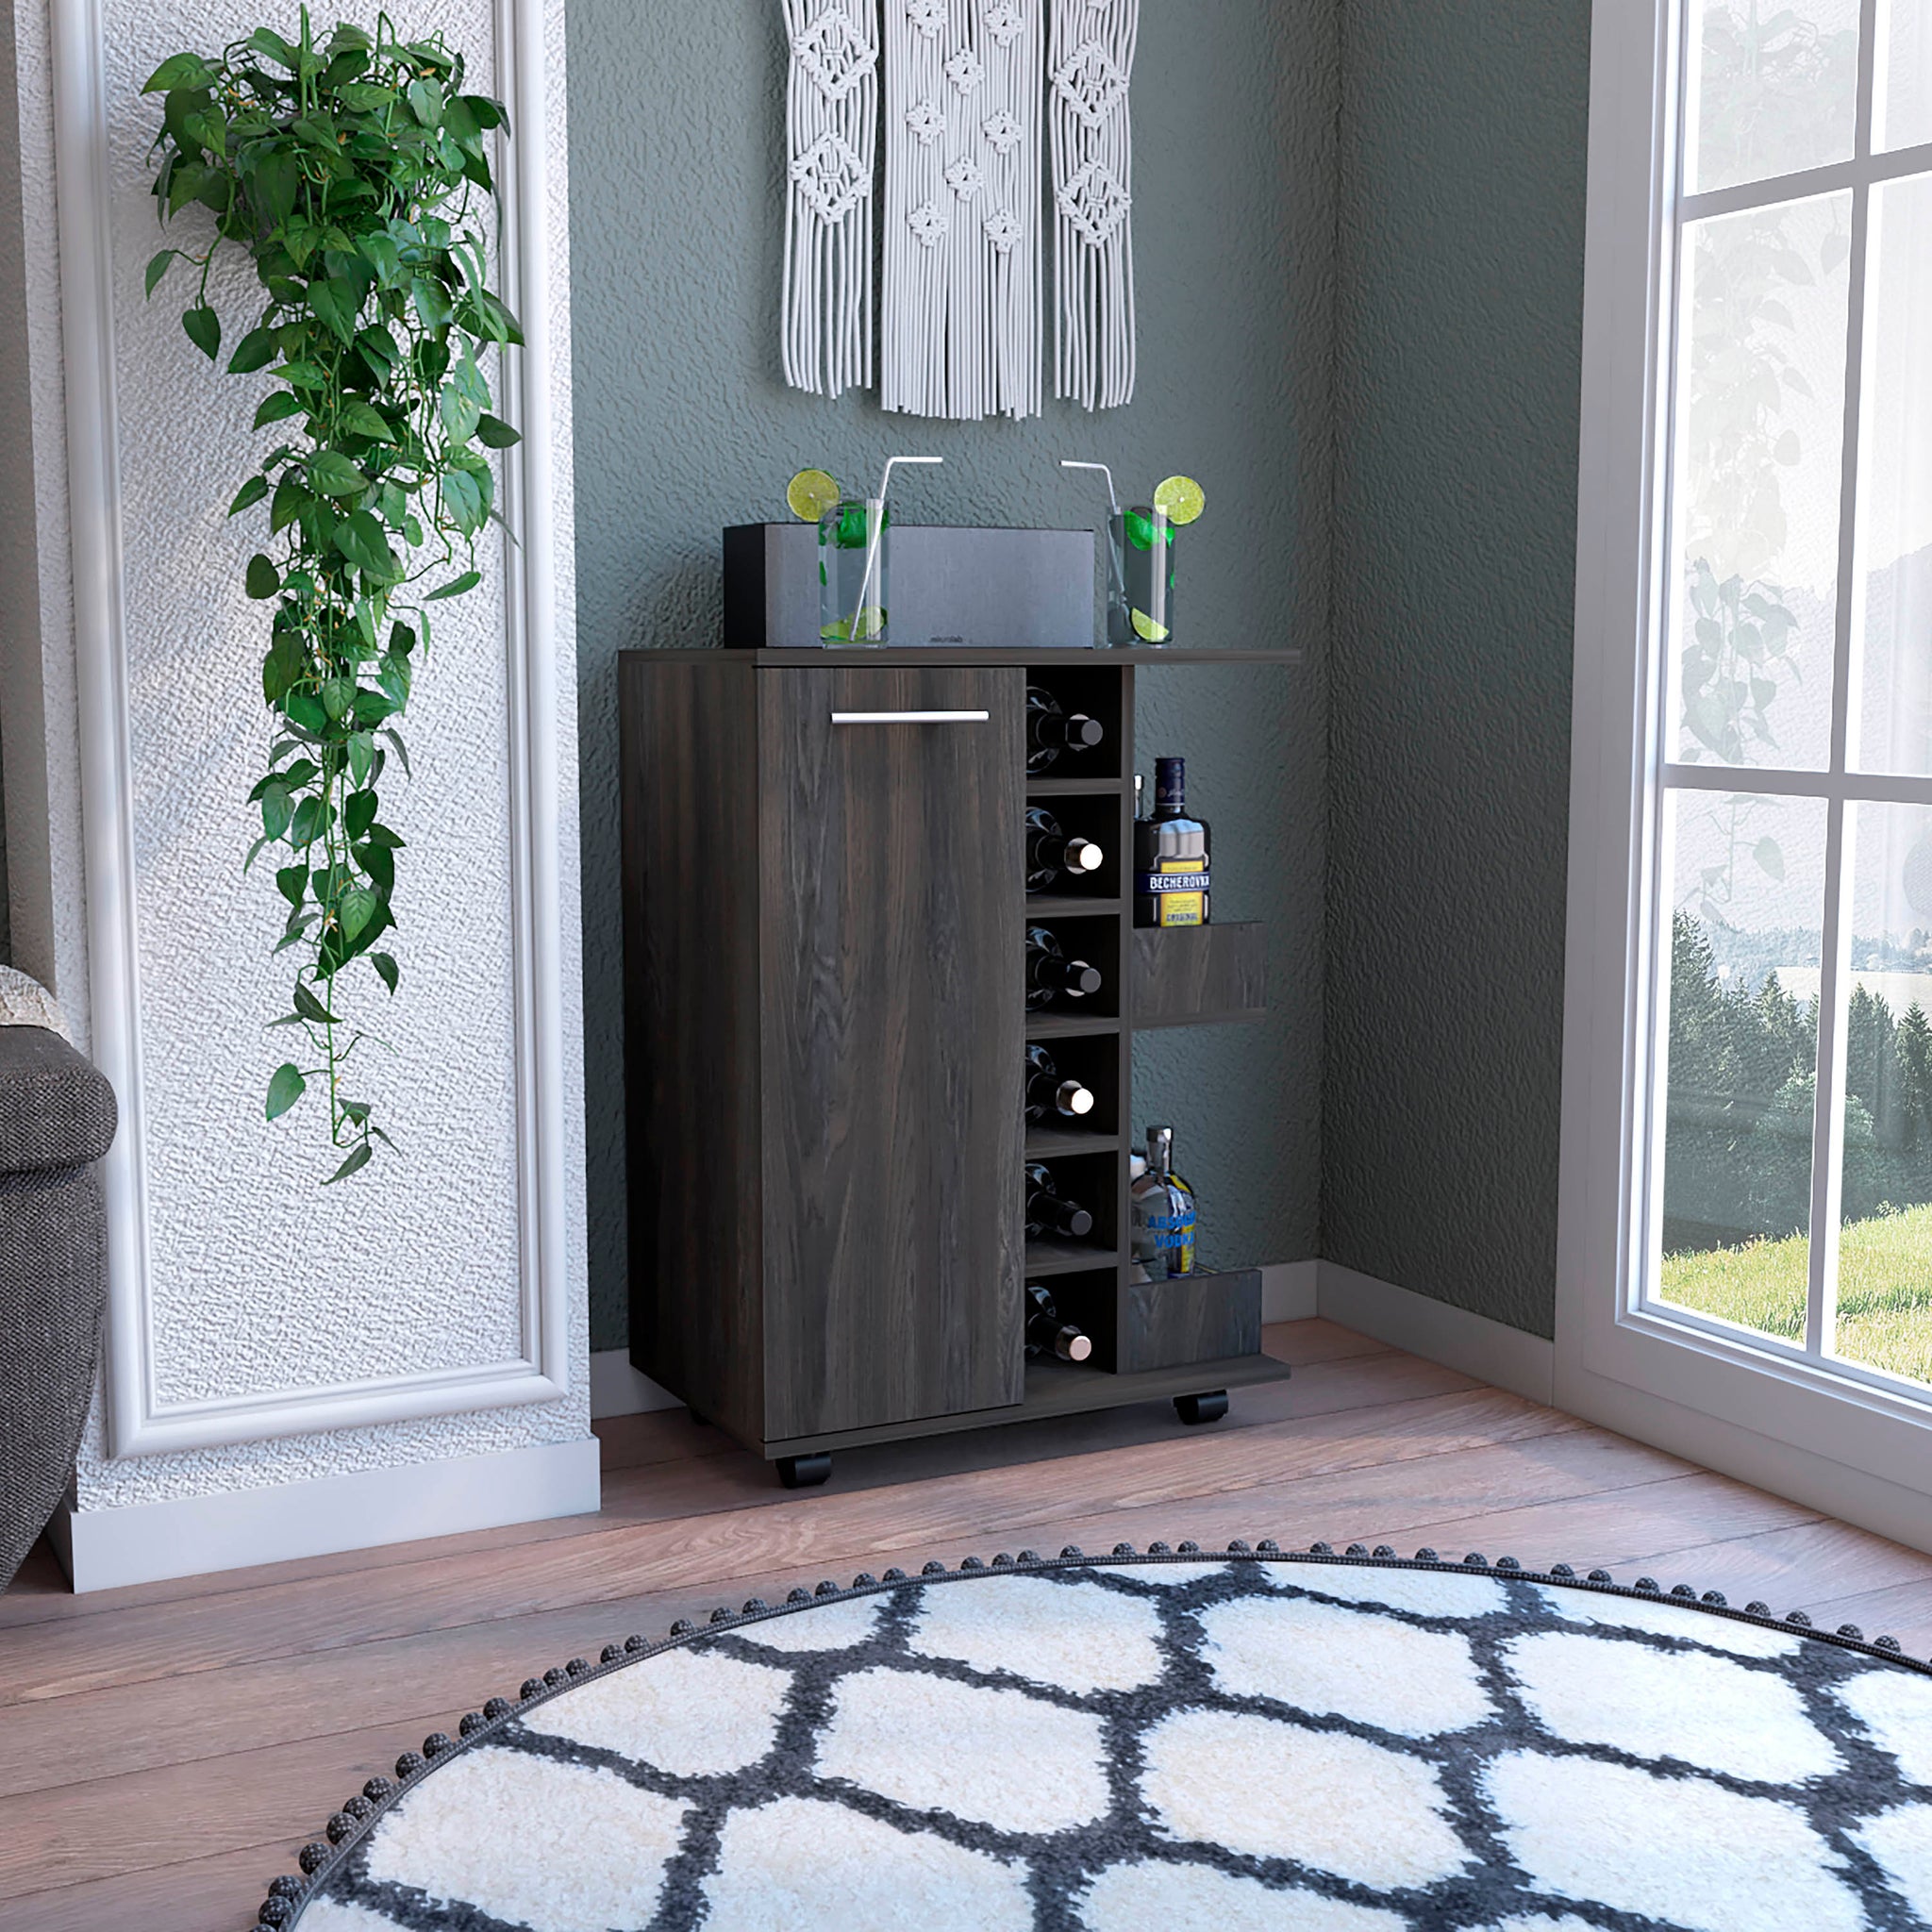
<box><xmin>621</xmin><ymin>643</ymin><xmax>1293</xmax><ymax>1486</ymax></box>
<box><xmin>1020</xmin><ymin>659</ymin><xmax>1267</xmax><ymax>1384</ymax></box>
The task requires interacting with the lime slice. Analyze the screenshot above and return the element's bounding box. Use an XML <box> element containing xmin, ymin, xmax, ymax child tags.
<box><xmin>1153</xmin><ymin>475</ymin><xmax>1206</xmax><ymax>526</ymax></box>
<box><xmin>1131</xmin><ymin>608</ymin><xmax>1171</xmax><ymax>642</ymax></box>
<box><xmin>787</xmin><ymin>467</ymin><xmax>841</xmax><ymax>522</ymax></box>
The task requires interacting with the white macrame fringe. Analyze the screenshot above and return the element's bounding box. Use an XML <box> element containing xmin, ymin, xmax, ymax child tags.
<box><xmin>1050</xmin><ymin>0</ymin><xmax>1137</xmax><ymax>411</ymax></box>
<box><xmin>782</xmin><ymin>0</ymin><xmax>878</xmax><ymax>397</ymax></box>
<box><xmin>881</xmin><ymin>0</ymin><xmax>1043</xmax><ymax>421</ymax></box>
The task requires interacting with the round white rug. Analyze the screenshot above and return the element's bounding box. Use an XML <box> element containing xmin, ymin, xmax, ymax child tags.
<box><xmin>268</xmin><ymin>1544</ymin><xmax>1932</xmax><ymax>1932</ymax></box>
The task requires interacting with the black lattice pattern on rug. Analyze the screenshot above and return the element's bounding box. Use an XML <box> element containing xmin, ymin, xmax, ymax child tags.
<box><xmin>266</xmin><ymin>1547</ymin><xmax>1932</xmax><ymax>1932</ymax></box>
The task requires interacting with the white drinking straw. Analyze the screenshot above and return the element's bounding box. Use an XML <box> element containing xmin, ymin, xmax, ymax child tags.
<box><xmin>851</xmin><ymin>455</ymin><xmax>941</xmax><ymax>642</ymax></box>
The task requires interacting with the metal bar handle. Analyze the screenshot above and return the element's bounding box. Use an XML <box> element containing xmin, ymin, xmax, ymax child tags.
<box><xmin>830</xmin><ymin>709</ymin><xmax>991</xmax><ymax>724</ymax></box>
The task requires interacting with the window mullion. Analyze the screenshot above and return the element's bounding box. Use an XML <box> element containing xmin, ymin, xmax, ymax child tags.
<box><xmin>1805</xmin><ymin>0</ymin><xmax>1880</xmax><ymax>1360</ymax></box>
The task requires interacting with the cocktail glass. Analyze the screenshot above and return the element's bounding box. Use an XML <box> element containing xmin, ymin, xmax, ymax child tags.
<box><xmin>819</xmin><ymin>498</ymin><xmax>889</xmax><ymax>644</ymax></box>
<box><xmin>1111</xmin><ymin>506</ymin><xmax>1176</xmax><ymax>645</ymax></box>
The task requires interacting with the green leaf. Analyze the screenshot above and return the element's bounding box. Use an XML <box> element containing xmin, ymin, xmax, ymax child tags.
<box><xmin>308</xmin><ymin>451</ymin><xmax>369</xmax><ymax>498</ymax></box>
<box><xmin>227</xmin><ymin>326</ymin><xmax>278</xmax><ymax>375</ymax></box>
<box><xmin>439</xmin><ymin>383</ymin><xmax>480</xmax><ymax>443</ymax></box>
<box><xmin>344</xmin><ymin>789</ymin><xmax>378</xmax><ymax>841</ymax></box>
<box><xmin>424</xmin><ymin>570</ymin><xmax>480</xmax><ymax>603</ymax></box>
<box><xmin>277</xmin><ymin>358</ymin><xmax>330</xmax><ymax>390</ymax></box>
<box><xmin>308</xmin><ymin>277</ymin><xmax>358</xmax><ymax>346</ymax></box>
<box><xmin>324</xmin><ymin>1141</ymin><xmax>373</xmax><ymax>1184</ymax></box>
<box><xmin>244</xmin><ymin>553</ymin><xmax>281</xmax><ymax>599</ymax></box>
<box><xmin>283</xmin><ymin>690</ymin><xmax>327</xmax><ymax>733</ymax></box>
<box><xmin>229</xmin><ymin>475</ymin><xmax>269</xmax><ymax>517</ymax></box>
<box><xmin>407</xmin><ymin>77</ymin><xmax>444</xmax><ymax>126</ymax></box>
<box><xmin>290</xmin><ymin>794</ymin><xmax>325</xmax><ymax>847</ymax></box>
<box><xmin>182</xmin><ymin>305</ymin><xmax>220</xmax><ymax>360</ymax></box>
<box><xmin>255</xmin><ymin>391</ymin><xmax>306</xmax><ymax>430</ymax></box>
<box><xmin>339</xmin><ymin>885</ymin><xmax>378</xmax><ymax>941</ymax></box>
<box><xmin>243</xmin><ymin>833</ymin><xmax>271</xmax><ymax>874</ymax></box>
<box><xmin>260</xmin><ymin>784</ymin><xmax>292</xmax><ymax>841</ymax></box>
<box><xmin>320</xmin><ymin>677</ymin><xmax>355</xmax><ymax>722</ymax></box>
<box><xmin>143</xmin><ymin>51</ymin><xmax>216</xmax><ymax>92</ymax></box>
<box><xmin>410</xmin><ymin>275</ymin><xmax>454</xmax><ymax>330</ymax></box>
<box><xmin>335</xmin><ymin>510</ymin><xmax>394</xmax><ymax>579</ymax></box>
<box><xmin>372</xmin><ymin>951</ymin><xmax>399</xmax><ymax>994</ymax></box>
<box><xmin>275</xmin><ymin>862</ymin><xmax>308</xmax><ymax>908</ymax></box>
<box><xmin>144</xmin><ymin>249</ymin><xmax>175</xmax><ymax>297</ymax></box>
<box><xmin>381</xmin><ymin>727</ymin><xmax>411</xmax><ymax>778</ymax></box>
<box><xmin>475</xmin><ymin>413</ymin><xmax>521</xmax><ymax>450</ymax></box>
<box><xmin>246</xmin><ymin>26</ymin><xmax>297</xmax><ymax>68</ymax></box>
<box><xmin>270</xmin><ymin>476</ymin><xmax>310</xmax><ymax>534</ymax></box>
<box><xmin>346</xmin><ymin>731</ymin><xmax>375</xmax><ymax>789</ymax></box>
<box><xmin>265</xmin><ymin>1061</ymin><xmax>307</xmax><ymax>1121</ymax></box>
<box><xmin>291</xmin><ymin>979</ymin><xmax>337</xmax><ymax>1025</ymax></box>
<box><xmin>336</xmin><ymin>398</ymin><xmax>394</xmax><ymax>442</ymax></box>
<box><xmin>441</xmin><ymin>465</ymin><xmax>485</xmax><ymax>537</ymax></box>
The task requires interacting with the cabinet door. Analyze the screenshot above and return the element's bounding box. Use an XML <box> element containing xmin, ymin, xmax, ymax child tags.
<box><xmin>759</xmin><ymin>665</ymin><xmax>1024</xmax><ymax>1439</ymax></box>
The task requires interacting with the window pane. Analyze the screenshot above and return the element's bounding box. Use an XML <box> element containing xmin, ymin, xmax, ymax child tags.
<box><xmin>1674</xmin><ymin>194</ymin><xmax>1852</xmax><ymax>773</ymax></box>
<box><xmin>1657</xmin><ymin>790</ymin><xmax>1828</xmax><ymax>1343</ymax></box>
<box><xmin>1833</xmin><ymin>803</ymin><xmax>1932</xmax><ymax>1386</ymax></box>
<box><xmin>1688</xmin><ymin>0</ymin><xmax>1860</xmax><ymax>193</ymax></box>
<box><xmin>1878</xmin><ymin>0</ymin><xmax>1932</xmax><ymax>152</ymax></box>
<box><xmin>1851</xmin><ymin>174</ymin><xmax>1932</xmax><ymax>774</ymax></box>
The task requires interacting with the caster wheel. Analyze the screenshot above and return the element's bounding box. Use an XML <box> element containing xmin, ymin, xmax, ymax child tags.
<box><xmin>777</xmin><ymin>1452</ymin><xmax>833</xmax><ymax>1489</ymax></box>
<box><xmin>1174</xmin><ymin>1391</ymin><xmax>1229</xmax><ymax>1426</ymax></box>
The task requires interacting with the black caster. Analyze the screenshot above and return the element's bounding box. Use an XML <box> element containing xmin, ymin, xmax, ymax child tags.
<box><xmin>777</xmin><ymin>1452</ymin><xmax>833</xmax><ymax>1489</ymax></box>
<box><xmin>1174</xmin><ymin>1391</ymin><xmax>1229</xmax><ymax>1426</ymax></box>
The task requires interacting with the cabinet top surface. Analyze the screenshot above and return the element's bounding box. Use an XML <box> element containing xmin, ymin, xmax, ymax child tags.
<box><xmin>621</xmin><ymin>645</ymin><xmax>1303</xmax><ymax>667</ymax></box>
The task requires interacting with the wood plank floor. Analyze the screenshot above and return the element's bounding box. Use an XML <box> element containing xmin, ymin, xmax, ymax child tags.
<box><xmin>3</xmin><ymin>1317</ymin><xmax>1929</xmax><ymax>1931</ymax></box>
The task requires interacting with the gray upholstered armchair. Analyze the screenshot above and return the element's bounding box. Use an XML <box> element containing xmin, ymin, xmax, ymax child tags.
<box><xmin>0</xmin><ymin>997</ymin><xmax>116</xmax><ymax>1589</ymax></box>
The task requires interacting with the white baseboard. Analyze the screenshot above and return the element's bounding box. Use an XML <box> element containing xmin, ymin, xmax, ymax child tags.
<box><xmin>590</xmin><ymin>1349</ymin><xmax>683</xmax><ymax>1421</ymax></box>
<box><xmin>1554</xmin><ymin>1355</ymin><xmax>1932</xmax><ymax>1557</ymax></box>
<box><xmin>56</xmin><ymin>1435</ymin><xmax>602</xmax><ymax>1592</ymax></box>
<box><xmin>1317</xmin><ymin>1261</ymin><xmax>1557</xmax><ymax>1406</ymax></box>
<box><xmin>1260</xmin><ymin>1260</ymin><xmax>1319</xmax><ymax>1323</ymax></box>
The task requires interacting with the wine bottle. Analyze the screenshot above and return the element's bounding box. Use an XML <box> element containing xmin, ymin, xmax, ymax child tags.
<box><xmin>1025</xmin><ymin>807</ymin><xmax>1105</xmax><ymax>892</ymax></box>
<box><xmin>1134</xmin><ymin>756</ymin><xmax>1211</xmax><ymax>928</ymax></box>
<box><xmin>1025</xmin><ymin>1043</ymin><xmax>1096</xmax><ymax>1122</ymax></box>
<box><xmin>1025</xmin><ymin>925</ymin><xmax>1103</xmax><ymax>1009</ymax></box>
<box><xmin>1024</xmin><ymin>1282</ymin><xmax>1092</xmax><ymax>1362</ymax></box>
<box><xmin>1130</xmin><ymin>1124</ymin><xmax>1197</xmax><ymax>1277</ymax></box>
<box><xmin>1026</xmin><ymin>684</ymin><xmax>1105</xmax><ymax>774</ymax></box>
<box><xmin>1025</xmin><ymin>1161</ymin><xmax>1094</xmax><ymax>1240</ymax></box>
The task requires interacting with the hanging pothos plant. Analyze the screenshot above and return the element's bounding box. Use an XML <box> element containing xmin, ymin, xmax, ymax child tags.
<box><xmin>144</xmin><ymin>9</ymin><xmax>521</xmax><ymax>1182</ymax></box>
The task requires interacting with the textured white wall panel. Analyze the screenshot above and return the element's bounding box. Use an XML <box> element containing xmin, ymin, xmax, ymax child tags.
<box><xmin>0</xmin><ymin>0</ymin><xmax>594</xmax><ymax>1512</ymax></box>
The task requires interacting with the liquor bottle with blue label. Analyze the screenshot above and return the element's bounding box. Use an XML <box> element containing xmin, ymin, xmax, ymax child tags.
<box><xmin>1134</xmin><ymin>756</ymin><xmax>1210</xmax><ymax>928</ymax></box>
<box><xmin>1130</xmin><ymin>1125</ymin><xmax>1197</xmax><ymax>1279</ymax></box>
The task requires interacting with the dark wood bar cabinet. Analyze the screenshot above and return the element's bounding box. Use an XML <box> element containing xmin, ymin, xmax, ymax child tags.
<box><xmin>621</xmin><ymin>646</ymin><xmax>1292</xmax><ymax>1485</ymax></box>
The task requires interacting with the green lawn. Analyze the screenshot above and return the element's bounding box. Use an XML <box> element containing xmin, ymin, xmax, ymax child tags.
<box><xmin>1660</xmin><ymin>1202</ymin><xmax>1932</xmax><ymax>1387</ymax></box>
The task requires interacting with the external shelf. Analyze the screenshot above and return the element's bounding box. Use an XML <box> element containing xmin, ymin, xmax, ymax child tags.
<box><xmin>1024</xmin><ymin>1237</ymin><xmax>1119</xmax><ymax>1276</ymax></box>
<box><xmin>644</xmin><ymin>645</ymin><xmax>1303</xmax><ymax>667</ymax></box>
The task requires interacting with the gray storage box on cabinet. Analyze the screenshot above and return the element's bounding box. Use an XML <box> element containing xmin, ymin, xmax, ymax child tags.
<box><xmin>723</xmin><ymin>524</ymin><xmax>1096</xmax><ymax>650</ymax></box>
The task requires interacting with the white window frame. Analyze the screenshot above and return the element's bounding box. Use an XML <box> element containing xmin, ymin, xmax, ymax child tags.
<box><xmin>1557</xmin><ymin>0</ymin><xmax>1932</xmax><ymax>1544</ymax></box>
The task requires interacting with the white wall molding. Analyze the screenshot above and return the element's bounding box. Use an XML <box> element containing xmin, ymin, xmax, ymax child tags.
<box><xmin>53</xmin><ymin>1435</ymin><xmax>600</xmax><ymax>1592</ymax></box>
<box><xmin>1316</xmin><ymin>1262</ymin><xmax>1557</xmax><ymax>1407</ymax></box>
<box><xmin>590</xmin><ymin>1350</ymin><xmax>682</xmax><ymax>1421</ymax></box>
<box><xmin>48</xmin><ymin>0</ymin><xmax>575</xmax><ymax>1458</ymax></box>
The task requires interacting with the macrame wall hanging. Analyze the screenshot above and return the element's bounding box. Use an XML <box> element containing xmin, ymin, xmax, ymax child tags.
<box><xmin>782</xmin><ymin>0</ymin><xmax>879</xmax><ymax>397</ymax></box>
<box><xmin>778</xmin><ymin>0</ymin><xmax>1138</xmax><ymax>417</ymax></box>
<box><xmin>880</xmin><ymin>0</ymin><xmax>1044</xmax><ymax>421</ymax></box>
<box><xmin>1049</xmin><ymin>0</ymin><xmax>1138</xmax><ymax>410</ymax></box>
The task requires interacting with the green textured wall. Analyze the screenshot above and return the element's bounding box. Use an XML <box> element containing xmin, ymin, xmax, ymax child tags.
<box><xmin>1322</xmin><ymin>3</ymin><xmax>1592</xmax><ymax>1337</ymax></box>
<box><xmin>566</xmin><ymin>3</ymin><xmax>1338</xmax><ymax>1348</ymax></box>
